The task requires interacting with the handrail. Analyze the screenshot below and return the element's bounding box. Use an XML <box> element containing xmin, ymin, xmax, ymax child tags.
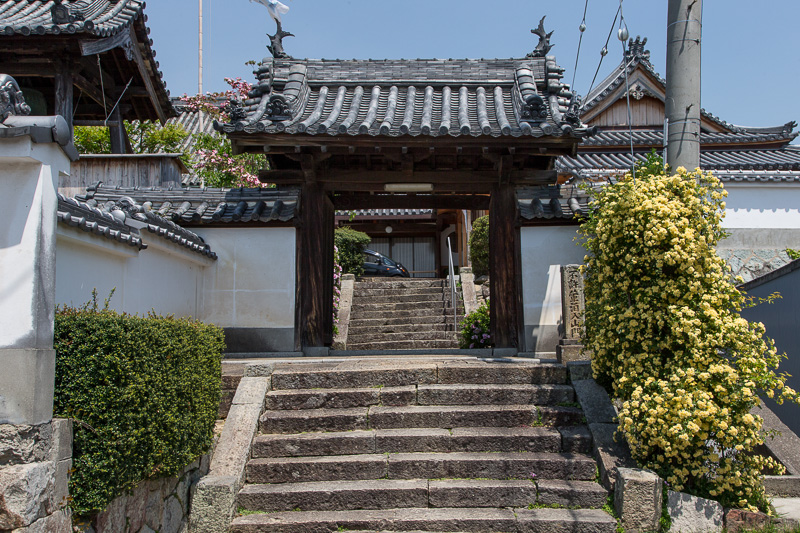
<box><xmin>446</xmin><ymin>236</ymin><xmax>457</xmax><ymax>332</ymax></box>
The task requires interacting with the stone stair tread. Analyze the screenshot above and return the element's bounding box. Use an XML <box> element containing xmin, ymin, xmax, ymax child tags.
<box><xmin>266</xmin><ymin>386</ymin><xmax>417</xmax><ymax>410</ymax></box>
<box><xmin>270</xmin><ymin>365</ymin><xmax>439</xmax><ymax>389</ymax></box>
<box><xmin>247</xmin><ymin>451</ymin><xmax>597</xmax><ymax>483</ymax></box>
<box><xmin>368</xmin><ymin>404</ymin><xmax>543</xmax><ymax>429</ymax></box>
<box><xmin>348</xmin><ymin>340</ymin><xmax>460</xmax><ymax>350</ymax></box>
<box><xmin>230</xmin><ymin>507</ymin><xmax>617</xmax><ymax>532</ymax></box>
<box><xmin>417</xmin><ymin>383</ymin><xmax>575</xmax><ymax>405</ymax></box>
<box><xmin>251</xmin><ymin>426</ymin><xmax>573</xmax><ymax>457</ymax></box>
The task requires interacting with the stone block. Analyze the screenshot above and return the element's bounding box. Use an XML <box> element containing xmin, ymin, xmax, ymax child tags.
<box><xmin>52</xmin><ymin>459</ymin><xmax>71</xmax><ymax>511</ymax></box>
<box><xmin>375</xmin><ymin>428</ymin><xmax>450</xmax><ymax>453</ymax></box>
<box><xmin>559</xmin><ymin>426</ymin><xmax>593</xmax><ymax>453</ymax></box>
<box><xmin>0</xmin><ymin>461</ymin><xmax>55</xmax><ymax>529</ymax></box>
<box><xmin>537</xmin><ymin>480</ymin><xmax>609</xmax><ymax>508</ymax></box>
<box><xmin>231</xmin><ymin>377</ymin><xmax>270</xmax><ymax>407</ymax></box>
<box><xmin>765</xmin><ymin>475</ymin><xmax>800</xmax><ymax>497</ymax></box>
<box><xmin>758</xmin><ymin>403</ymin><xmax>800</xmax><ymax>475</ymax></box>
<box><xmin>668</xmin><ymin>490</ymin><xmax>723</xmax><ymax>533</ymax></box>
<box><xmin>93</xmin><ymin>491</ymin><xmax>127</xmax><ymax>532</ymax></box>
<box><xmin>724</xmin><ymin>508</ymin><xmax>771</xmax><ymax>533</ymax></box>
<box><xmin>516</xmin><ymin>508</ymin><xmax>617</xmax><ymax>532</ymax></box>
<box><xmin>568</xmin><ymin>361</ymin><xmax>593</xmax><ymax>382</ymax></box>
<box><xmin>614</xmin><ymin>468</ymin><xmax>662</xmax><ymax>533</ymax></box>
<box><xmin>572</xmin><ymin>380</ymin><xmax>617</xmax><ymax>425</ymax></box>
<box><xmin>209</xmin><ymin>403</ymin><xmax>262</xmax><ymax>481</ymax></box>
<box><xmin>243</xmin><ymin>363</ymin><xmax>275</xmax><ymax>378</ymax></box>
<box><xmin>15</xmin><ymin>508</ymin><xmax>72</xmax><ymax>533</ymax></box>
<box><xmin>0</xmin><ymin>423</ymin><xmax>52</xmax><ymax>465</ymax></box>
<box><xmin>50</xmin><ymin>419</ymin><xmax>72</xmax><ymax>462</ymax></box>
<box><xmin>589</xmin><ymin>423</ymin><xmax>636</xmax><ymax>490</ymax></box>
<box><xmin>557</xmin><ymin>343</ymin><xmax>588</xmax><ymax>364</ymax></box>
<box><xmin>161</xmin><ymin>495</ymin><xmax>184</xmax><ymax>533</ymax></box>
<box><xmin>379</xmin><ymin>385</ymin><xmax>417</xmax><ymax>406</ymax></box>
<box><xmin>188</xmin><ymin>475</ymin><xmax>237</xmax><ymax>533</ymax></box>
<box><xmin>428</xmin><ymin>479</ymin><xmax>537</xmax><ymax>508</ymax></box>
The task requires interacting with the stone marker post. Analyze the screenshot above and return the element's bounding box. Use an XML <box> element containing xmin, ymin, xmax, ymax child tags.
<box><xmin>557</xmin><ymin>264</ymin><xmax>589</xmax><ymax>363</ymax></box>
<box><xmin>0</xmin><ymin>74</ymin><xmax>77</xmax><ymax>532</ymax></box>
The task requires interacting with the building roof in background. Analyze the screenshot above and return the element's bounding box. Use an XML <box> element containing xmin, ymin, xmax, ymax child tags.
<box><xmin>58</xmin><ymin>191</ymin><xmax>217</xmax><ymax>259</ymax></box>
<box><xmin>337</xmin><ymin>209</ymin><xmax>435</xmax><ymax>219</ymax></box>
<box><xmin>517</xmin><ymin>186</ymin><xmax>590</xmax><ymax>221</ymax></box>
<box><xmin>80</xmin><ymin>183</ymin><xmax>299</xmax><ymax>225</ymax></box>
<box><xmin>215</xmin><ymin>57</ymin><xmax>597</xmax><ymax>140</ymax></box>
<box><xmin>0</xmin><ymin>0</ymin><xmax>174</xmax><ymax>122</ymax></box>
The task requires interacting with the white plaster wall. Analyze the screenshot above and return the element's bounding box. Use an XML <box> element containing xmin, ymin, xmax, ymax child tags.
<box><xmin>723</xmin><ymin>183</ymin><xmax>800</xmax><ymax>229</ymax></box>
<box><xmin>521</xmin><ymin>226</ymin><xmax>585</xmax><ymax>354</ymax></box>
<box><xmin>56</xmin><ymin>229</ymin><xmax>205</xmax><ymax>319</ymax></box>
<box><xmin>195</xmin><ymin>227</ymin><xmax>296</xmax><ymax>329</ymax></box>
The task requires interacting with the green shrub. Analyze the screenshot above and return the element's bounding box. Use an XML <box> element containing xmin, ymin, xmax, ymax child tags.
<box><xmin>579</xmin><ymin>154</ymin><xmax>799</xmax><ymax>511</ymax></box>
<box><xmin>787</xmin><ymin>248</ymin><xmax>800</xmax><ymax>260</ymax></box>
<box><xmin>459</xmin><ymin>300</ymin><xmax>492</xmax><ymax>349</ymax></box>
<box><xmin>469</xmin><ymin>216</ymin><xmax>489</xmax><ymax>278</ymax></box>
<box><xmin>53</xmin><ymin>298</ymin><xmax>224</xmax><ymax>517</ymax></box>
<box><xmin>334</xmin><ymin>226</ymin><xmax>371</xmax><ymax>276</ymax></box>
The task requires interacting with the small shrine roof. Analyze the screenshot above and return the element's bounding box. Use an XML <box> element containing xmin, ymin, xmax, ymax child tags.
<box><xmin>0</xmin><ymin>0</ymin><xmax>145</xmax><ymax>36</ymax></box>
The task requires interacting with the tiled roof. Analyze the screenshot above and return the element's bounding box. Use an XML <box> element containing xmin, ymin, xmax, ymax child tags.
<box><xmin>337</xmin><ymin>209</ymin><xmax>435</xmax><ymax>218</ymax></box>
<box><xmin>80</xmin><ymin>183</ymin><xmax>299</xmax><ymax>225</ymax></box>
<box><xmin>57</xmin><ymin>193</ymin><xmax>146</xmax><ymax>249</ymax></box>
<box><xmin>0</xmin><ymin>0</ymin><xmax>145</xmax><ymax>37</ymax></box>
<box><xmin>58</xmin><ymin>192</ymin><xmax>218</xmax><ymax>259</ymax></box>
<box><xmin>582</xmin><ymin>128</ymin><xmax>798</xmax><ymax>148</ymax></box>
<box><xmin>557</xmin><ymin>147</ymin><xmax>800</xmax><ymax>183</ymax></box>
<box><xmin>215</xmin><ymin>57</ymin><xmax>597</xmax><ymax>139</ymax></box>
<box><xmin>517</xmin><ymin>186</ymin><xmax>590</xmax><ymax>221</ymax></box>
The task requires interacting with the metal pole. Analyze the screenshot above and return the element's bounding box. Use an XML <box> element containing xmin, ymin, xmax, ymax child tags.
<box><xmin>665</xmin><ymin>0</ymin><xmax>702</xmax><ymax>171</ymax></box>
<box><xmin>198</xmin><ymin>0</ymin><xmax>204</xmax><ymax>95</ymax></box>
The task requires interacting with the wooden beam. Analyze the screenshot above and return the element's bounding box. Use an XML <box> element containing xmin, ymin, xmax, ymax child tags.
<box><xmin>332</xmin><ymin>194</ymin><xmax>490</xmax><ymax>210</ymax></box>
<box><xmin>72</xmin><ymin>71</ymin><xmax>111</xmax><ymax>109</ymax></box>
<box><xmin>127</xmin><ymin>28</ymin><xmax>166</xmax><ymax>124</ymax></box>
<box><xmin>109</xmin><ymin>105</ymin><xmax>129</xmax><ymax>154</ymax></box>
<box><xmin>298</xmin><ymin>183</ymin><xmax>335</xmax><ymax>348</ymax></box>
<box><xmin>80</xmin><ymin>31</ymin><xmax>133</xmax><ymax>57</ymax></box>
<box><xmin>54</xmin><ymin>63</ymin><xmax>73</xmax><ymax>135</ymax></box>
<box><xmin>260</xmin><ymin>169</ymin><xmax>557</xmax><ymax>185</ymax></box>
<box><xmin>489</xmin><ymin>183</ymin><xmax>523</xmax><ymax>349</ymax></box>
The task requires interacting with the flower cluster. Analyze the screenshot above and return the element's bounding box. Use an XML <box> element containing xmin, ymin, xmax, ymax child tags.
<box><xmin>193</xmin><ymin>146</ymin><xmax>261</xmax><ymax>187</ymax></box>
<box><xmin>333</xmin><ymin>245</ymin><xmax>343</xmax><ymax>333</ymax></box>
<box><xmin>179</xmin><ymin>77</ymin><xmax>253</xmax><ymax>122</ymax></box>
<box><xmin>459</xmin><ymin>300</ymin><xmax>492</xmax><ymax>349</ymax></box>
<box><xmin>579</xmin><ymin>157</ymin><xmax>798</xmax><ymax>511</ymax></box>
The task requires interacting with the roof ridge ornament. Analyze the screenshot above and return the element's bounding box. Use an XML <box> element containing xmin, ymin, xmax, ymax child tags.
<box><xmin>0</xmin><ymin>74</ymin><xmax>31</xmax><ymax>122</ymax></box>
<box><xmin>51</xmin><ymin>0</ymin><xmax>86</xmax><ymax>26</ymax></box>
<box><xmin>527</xmin><ymin>16</ymin><xmax>554</xmax><ymax>58</ymax></box>
<box><xmin>268</xmin><ymin>20</ymin><xmax>294</xmax><ymax>60</ymax></box>
<box><xmin>625</xmin><ymin>36</ymin><xmax>650</xmax><ymax>62</ymax></box>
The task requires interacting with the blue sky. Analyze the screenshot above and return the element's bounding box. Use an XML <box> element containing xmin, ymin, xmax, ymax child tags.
<box><xmin>146</xmin><ymin>1</ymin><xmax>800</xmax><ymax>130</ymax></box>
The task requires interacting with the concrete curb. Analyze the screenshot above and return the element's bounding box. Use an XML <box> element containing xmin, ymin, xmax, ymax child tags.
<box><xmin>188</xmin><ymin>369</ymin><xmax>272</xmax><ymax>533</ymax></box>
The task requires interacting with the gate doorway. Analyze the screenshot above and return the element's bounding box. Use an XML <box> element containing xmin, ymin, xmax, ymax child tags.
<box><xmin>371</xmin><ymin>237</ymin><xmax>437</xmax><ymax>279</ymax></box>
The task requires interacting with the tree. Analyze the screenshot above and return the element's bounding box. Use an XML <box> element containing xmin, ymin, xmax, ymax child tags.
<box><xmin>334</xmin><ymin>227</ymin><xmax>371</xmax><ymax>276</ymax></box>
<box><xmin>469</xmin><ymin>215</ymin><xmax>489</xmax><ymax>277</ymax></box>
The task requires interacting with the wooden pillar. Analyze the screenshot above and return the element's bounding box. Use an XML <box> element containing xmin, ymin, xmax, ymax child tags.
<box><xmin>297</xmin><ymin>182</ymin><xmax>335</xmax><ymax>348</ymax></box>
<box><xmin>108</xmin><ymin>105</ymin><xmax>128</xmax><ymax>154</ymax></box>
<box><xmin>54</xmin><ymin>64</ymin><xmax>73</xmax><ymax>137</ymax></box>
<box><xmin>489</xmin><ymin>184</ymin><xmax>523</xmax><ymax>349</ymax></box>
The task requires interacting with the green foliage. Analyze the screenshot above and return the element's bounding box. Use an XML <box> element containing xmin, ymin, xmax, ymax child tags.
<box><xmin>334</xmin><ymin>227</ymin><xmax>371</xmax><ymax>276</ymax></box>
<box><xmin>73</xmin><ymin>126</ymin><xmax>111</xmax><ymax>154</ymax></box>
<box><xmin>787</xmin><ymin>248</ymin><xmax>800</xmax><ymax>260</ymax></box>
<box><xmin>126</xmin><ymin>121</ymin><xmax>188</xmax><ymax>154</ymax></box>
<box><xmin>459</xmin><ymin>300</ymin><xmax>492</xmax><ymax>349</ymax></box>
<box><xmin>72</xmin><ymin>121</ymin><xmax>188</xmax><ymax>156</ymax></box>
<box><xmin>579</xmin><ymin>152</ymin><xmax>799</xmax><ymax>511</ymax></box>
<box><xmin>53</xmin><ymin>296</ymin><xmax>224</xmax><ymax>517</ymax></box>
<box><xmin>469</xmin><ymin>215</ymin><xmax>490</xmax><ymax>278</ymax></box>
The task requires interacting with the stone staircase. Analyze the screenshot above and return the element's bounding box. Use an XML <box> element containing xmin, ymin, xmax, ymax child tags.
<box><xmin>229</xmin><ymin>359</ymin><xmax>616</xmax><ymax>532</ymax></box>
<box><xmin>346</xmin><ymin>279</ymin><xmax>463</xmax><ymax>350</ymax></box>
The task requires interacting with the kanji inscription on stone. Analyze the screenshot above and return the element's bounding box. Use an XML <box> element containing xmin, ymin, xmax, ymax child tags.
<box><xmin>561</xmin><ymin>265</ymin><xmax>585</xmax><ymax>340</ymax></box>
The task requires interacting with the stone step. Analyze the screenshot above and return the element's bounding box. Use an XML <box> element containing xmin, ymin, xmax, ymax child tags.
<box><xmin>349</xmin><ymin>307</ymin><xmax>458</xmax><ymax>320</ymax></box>
<box><xmin>231</xmin><ymin>507</ymin><xmax>617</xmax><ymax>533</ymax></box>
<box><xmin>354</xmin><ymin>288</ymin><xmax>451</xmax><ymax>299</ymax></box>
<box><xmin>251</xmin><ymin>427</ymin><xmax>579</xmax><ymax>457</ymax></box>
<box><xmin>346</xmin><ymin>323</ymin><xmax>457</xmax><ymax>336</ymax></box>
<box><xmin>416</xmin><ymin>384</ymin><xmax>575</xmax><ymax>406</ymax></box>
<box><xmin>346</xmin><ymin>339</ymin><xmax>461</xmax><ymax>351</ymax></box>
<box><xmin>349</xmin><ymin>316</ymin><xmax>458</xmax><ymax>328</ymax></box>
<box><xmin>347</xmin><ymin>331</ymin><xmax>459</xmax><ymax>344</ymax></box>
<box><xmin>246</xmin><ymin>452</ymin><xmax>597</xmax><ymax>484</ymax></box>
<box><xmin>237</xmin><ymin>478</ymin><xmax>608</xmax><ymax>512</ymax></box>
<box><xmin>269</xmin><ymin>363</ymin><xmax>568</xmax><ymax>390</ymax></box>
<box><xmin>260</xmin><ymin>404</ymin><xmax>583</xmax><ymax>434</ymax></box>
<box><xmin>264</xmin><ymin>384</ymin><xmax>575</xmax><ymax>410</ymax></box>
<box><xmin>351</xmin><ymin>301</ymin><xmax>461</xmax><ymax>313</ymax></box>
<box><xmin>355</xmin><ymin>279</ymin><xmax>447</xmax><ymax>289</ymax></box>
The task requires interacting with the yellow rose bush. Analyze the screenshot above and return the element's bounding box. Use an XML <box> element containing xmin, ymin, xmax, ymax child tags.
<box><xmin>579</xmin><ymin>155</ymin><xmax>798</xmax><ymax>510</ymax></box>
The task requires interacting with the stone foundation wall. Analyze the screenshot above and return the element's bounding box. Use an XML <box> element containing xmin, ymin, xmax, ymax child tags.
<box><xmin>77</xmin><ymin>454</ymin><xmax>210</xmax><ymax>533</ymax></box>
<box><xmin>0</xmin><ymin>419</ymin><xmax>72</xmax><ymax>533</ymax></box>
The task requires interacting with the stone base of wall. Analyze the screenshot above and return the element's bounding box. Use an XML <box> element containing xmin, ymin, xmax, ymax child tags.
<box><xmin>77</xmin><ymin>454</ymin><xmax>210</xmax><ymax>533</ymax></box>
<box><xmin>0</xmin><ymin>420</ymin><xmax>72</xmax><ymax>532</ymax></box>
<box><xmin>717</xmin><ymin>249</ymin><xmax>793</xmax><ymax>284</ymax></box>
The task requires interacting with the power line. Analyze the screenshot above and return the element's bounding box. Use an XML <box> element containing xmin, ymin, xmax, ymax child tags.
<box><xmin>586</xmin><ymin>4</ymin><xmax>621</xmax><ymax>99</ymax></box>
<box><xmin>570</xmin><ymin>0</ymin><xmax>590</xmax><ymax>90</ymax></box>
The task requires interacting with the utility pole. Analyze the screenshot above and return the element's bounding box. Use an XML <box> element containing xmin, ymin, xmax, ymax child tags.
<box><xmin>198</xmin><ymin>0</ymin><xmax>204</xmax><ymax>95</ymax></box>
<box><xmin>665</xmin><ymin>0</ymin><xmax>702</xmax><ymax>171</ymax></box>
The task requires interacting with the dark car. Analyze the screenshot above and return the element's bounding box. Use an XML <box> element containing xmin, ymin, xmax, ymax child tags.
<box><xmin>362</xmin><ymin>249</ymin><xmax>410</xmax><ymax>277</ymax></box>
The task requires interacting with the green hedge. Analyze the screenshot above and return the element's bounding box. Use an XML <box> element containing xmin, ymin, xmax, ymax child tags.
<box><xmin>335</xmin><ymin>226</ymin><xmax>371</xmax><ymax>276</ymax></box>
<box><xmin>469</xmin><ymin>216</ymin><xmax>489</xmax><ymax>278</ymax></box>
<box><xmin>459</xmin><ymin>300</ymin><xmax>492</xmax><ymax>349</ymax></box>
<box><xmin>53</xmin><ymin>301</ymin><xmax>224</xmax><ymax>517</ymax></box>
